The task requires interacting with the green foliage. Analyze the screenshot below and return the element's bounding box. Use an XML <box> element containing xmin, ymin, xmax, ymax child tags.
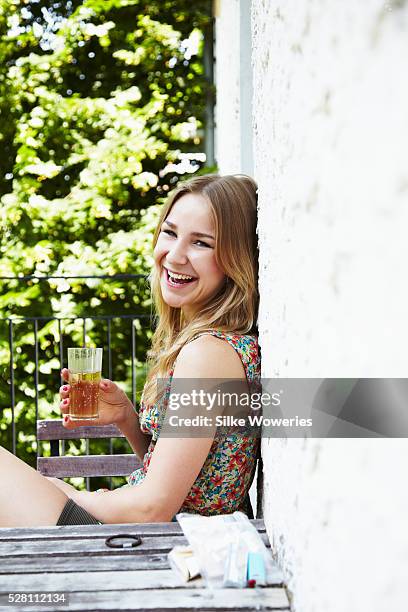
<box><xmin>0</xmin><ymin>0</ymin><xmax>214</xmax><ymax>477</ymax></box>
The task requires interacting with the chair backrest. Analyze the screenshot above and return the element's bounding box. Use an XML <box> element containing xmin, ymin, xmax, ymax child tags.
<box><xmin>36</xmin><ymin>419</ymin><xmax>141</xmax><ymax>478</ymax></box>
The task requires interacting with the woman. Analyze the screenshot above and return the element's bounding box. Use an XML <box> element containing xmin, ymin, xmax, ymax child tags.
<box><xmin>0</xmin><ymin>173</ymin><xmax>260</xmax><ymax>527</ymax></box>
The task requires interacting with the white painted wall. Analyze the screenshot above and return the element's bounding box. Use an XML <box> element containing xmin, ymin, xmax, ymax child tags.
<box><xmin>214</xmin><ymin>0</ymin><xmax>241</xmax><ymax>174</ymax></box>
<box><xmin>215</xmin><ymin>0</ymin><xmax>254</xmax><ymax>175</ymax></box>
<box><xmin>215</xmin><ymin>1</ymin><xmax>408</xmax><ymax>610</ymax></box>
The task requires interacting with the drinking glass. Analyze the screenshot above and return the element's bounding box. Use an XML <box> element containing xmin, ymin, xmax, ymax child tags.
<box><xmin>67</xmin><ymin>348</ymin><xmax>103</xmax><ymax>420</ymax></box>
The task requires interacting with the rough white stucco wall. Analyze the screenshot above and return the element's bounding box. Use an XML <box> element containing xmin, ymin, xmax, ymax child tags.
<box><xmin>214</xmin><ymin>0</ymin><xmax>241</xmax><ymax>173</ymax></box>
<box><xmin>250</xmin><ymin>1</ymin><xmax>408</xmax><ymax>611</ymax></box>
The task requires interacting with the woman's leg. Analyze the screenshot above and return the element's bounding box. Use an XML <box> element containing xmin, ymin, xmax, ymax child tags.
<box><xmin>0</xmin><ymin>446</ymin><xmax>68</xmax><ymax>527</ymax></box>
<box><xmin>46</xmin><ymin>476</ymin><xmax>81</xmax><ymax>497</ymax></box>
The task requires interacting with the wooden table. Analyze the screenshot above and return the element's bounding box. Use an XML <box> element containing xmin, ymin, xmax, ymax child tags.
<box><xmin>0</xmin><ymin>520</ymin><xmax>290</xmax><ymax>611</ymax></box>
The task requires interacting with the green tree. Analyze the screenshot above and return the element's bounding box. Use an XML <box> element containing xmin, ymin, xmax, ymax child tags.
<box><xmin>0</xmin><ymin>0</ymin><xmax>214</xmax><ymax>479</ymax></box>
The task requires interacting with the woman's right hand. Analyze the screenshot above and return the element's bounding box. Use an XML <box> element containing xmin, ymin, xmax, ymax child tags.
<box><xmin>59</xmin><ymin>368</ymin><xmax>135</xmax><ymax>429</ymax></box>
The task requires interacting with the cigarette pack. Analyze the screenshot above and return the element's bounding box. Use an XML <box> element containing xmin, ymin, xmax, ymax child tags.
<box><xmin>168</xmin><ymin>545</ymin><xmax>201</xmax><ymax>582</ymax></box>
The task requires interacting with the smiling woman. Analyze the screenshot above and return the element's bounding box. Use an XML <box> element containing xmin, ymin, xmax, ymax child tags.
<box><xmin>144</xmin><ymin>172</ymin><xmax>259</xmax><ymax>409</ymax></box>
<box><xmin>0</xmin><ymin>174</ymin><xmax>260</xmax><ymax>527</ymax></box>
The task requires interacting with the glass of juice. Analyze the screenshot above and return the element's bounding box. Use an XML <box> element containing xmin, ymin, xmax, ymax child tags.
<box><xmin>67</xmin><ymin>348</ymin><xmax>103</xmax><ymax>420</ymax></box>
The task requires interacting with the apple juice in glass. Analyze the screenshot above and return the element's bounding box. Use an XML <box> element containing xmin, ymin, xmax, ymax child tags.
<box><xmin>67</xmin><ymin>348</ymin><xmax>103</xmax><ymax>420</ymax></box>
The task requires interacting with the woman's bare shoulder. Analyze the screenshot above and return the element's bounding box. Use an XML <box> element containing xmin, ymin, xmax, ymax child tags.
<box><xmin>173</xmin><ymin>333</ymin><xmax>246</xmax><ymax>379</ymax></box>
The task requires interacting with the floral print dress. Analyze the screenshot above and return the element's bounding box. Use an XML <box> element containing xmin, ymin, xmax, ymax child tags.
<box><xmin>127</xmin><ymin>330</ymin><xmax>261</xmax><ymax>515</ymax></box>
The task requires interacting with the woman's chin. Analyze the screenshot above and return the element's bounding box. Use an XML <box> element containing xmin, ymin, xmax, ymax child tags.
<box><xmin>161</xmin><ymin>287</ymin><xmax>184</xmax><ymax>308</ymax></box>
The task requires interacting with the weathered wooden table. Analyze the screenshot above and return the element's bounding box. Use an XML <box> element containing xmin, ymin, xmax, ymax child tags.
<box><xmin>0</xmin><ymin>520</ymin><xmax>290</xmax><ymax>611</ymax></box>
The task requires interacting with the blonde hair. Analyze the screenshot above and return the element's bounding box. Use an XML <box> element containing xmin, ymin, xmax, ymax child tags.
<box><xmin>142</xmin><ymin>173</ymin><xmax>259</xmax><ymax>407</ymax></box>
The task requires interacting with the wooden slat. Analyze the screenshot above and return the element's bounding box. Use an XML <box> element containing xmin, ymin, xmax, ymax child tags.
<box><xmin>0</xmin><ymin>519</ymin><xmax>266</xmax><ymax>540</ymax></box>
<box><xmin>0</xmin><ymin>588</ymin><xmax>290</xmax><ymax>611</ymax></box>
<box><xmin>0</xmin><ymin>569</ymin><xmax>206</xmax><ymax>591</ymax></box>
<box><xmin>37</xmin><ymin>454</ymin><xmax>140</xmax><ymax>477</ymax></box>
<box><xmin>0</xmin><ymin>565</ymin><xmax>284</xmax><ymax>589</ymax></box>
<box><xmin>0</xmin><ymin>565</ymin><xmax>284</xmax><ymax>591</ymax></box>
<box><xmin>1</xmin><ymin>535</ymin><xmax>186</xmax><ymax>558</ymax></box>
<box><xmin>37</xmin><ymin>419</ymin><xmax>125</xmax><ymax>441</ymax></box>
<box><xmin>0</xmin><ymin>534</ymin><xmax>270</xmax><ymax>559</ymax></box>
<box><xmin>0</xmin><ymin>554</ymin><xmax>170</xmax><ymax>574</ymax></box>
